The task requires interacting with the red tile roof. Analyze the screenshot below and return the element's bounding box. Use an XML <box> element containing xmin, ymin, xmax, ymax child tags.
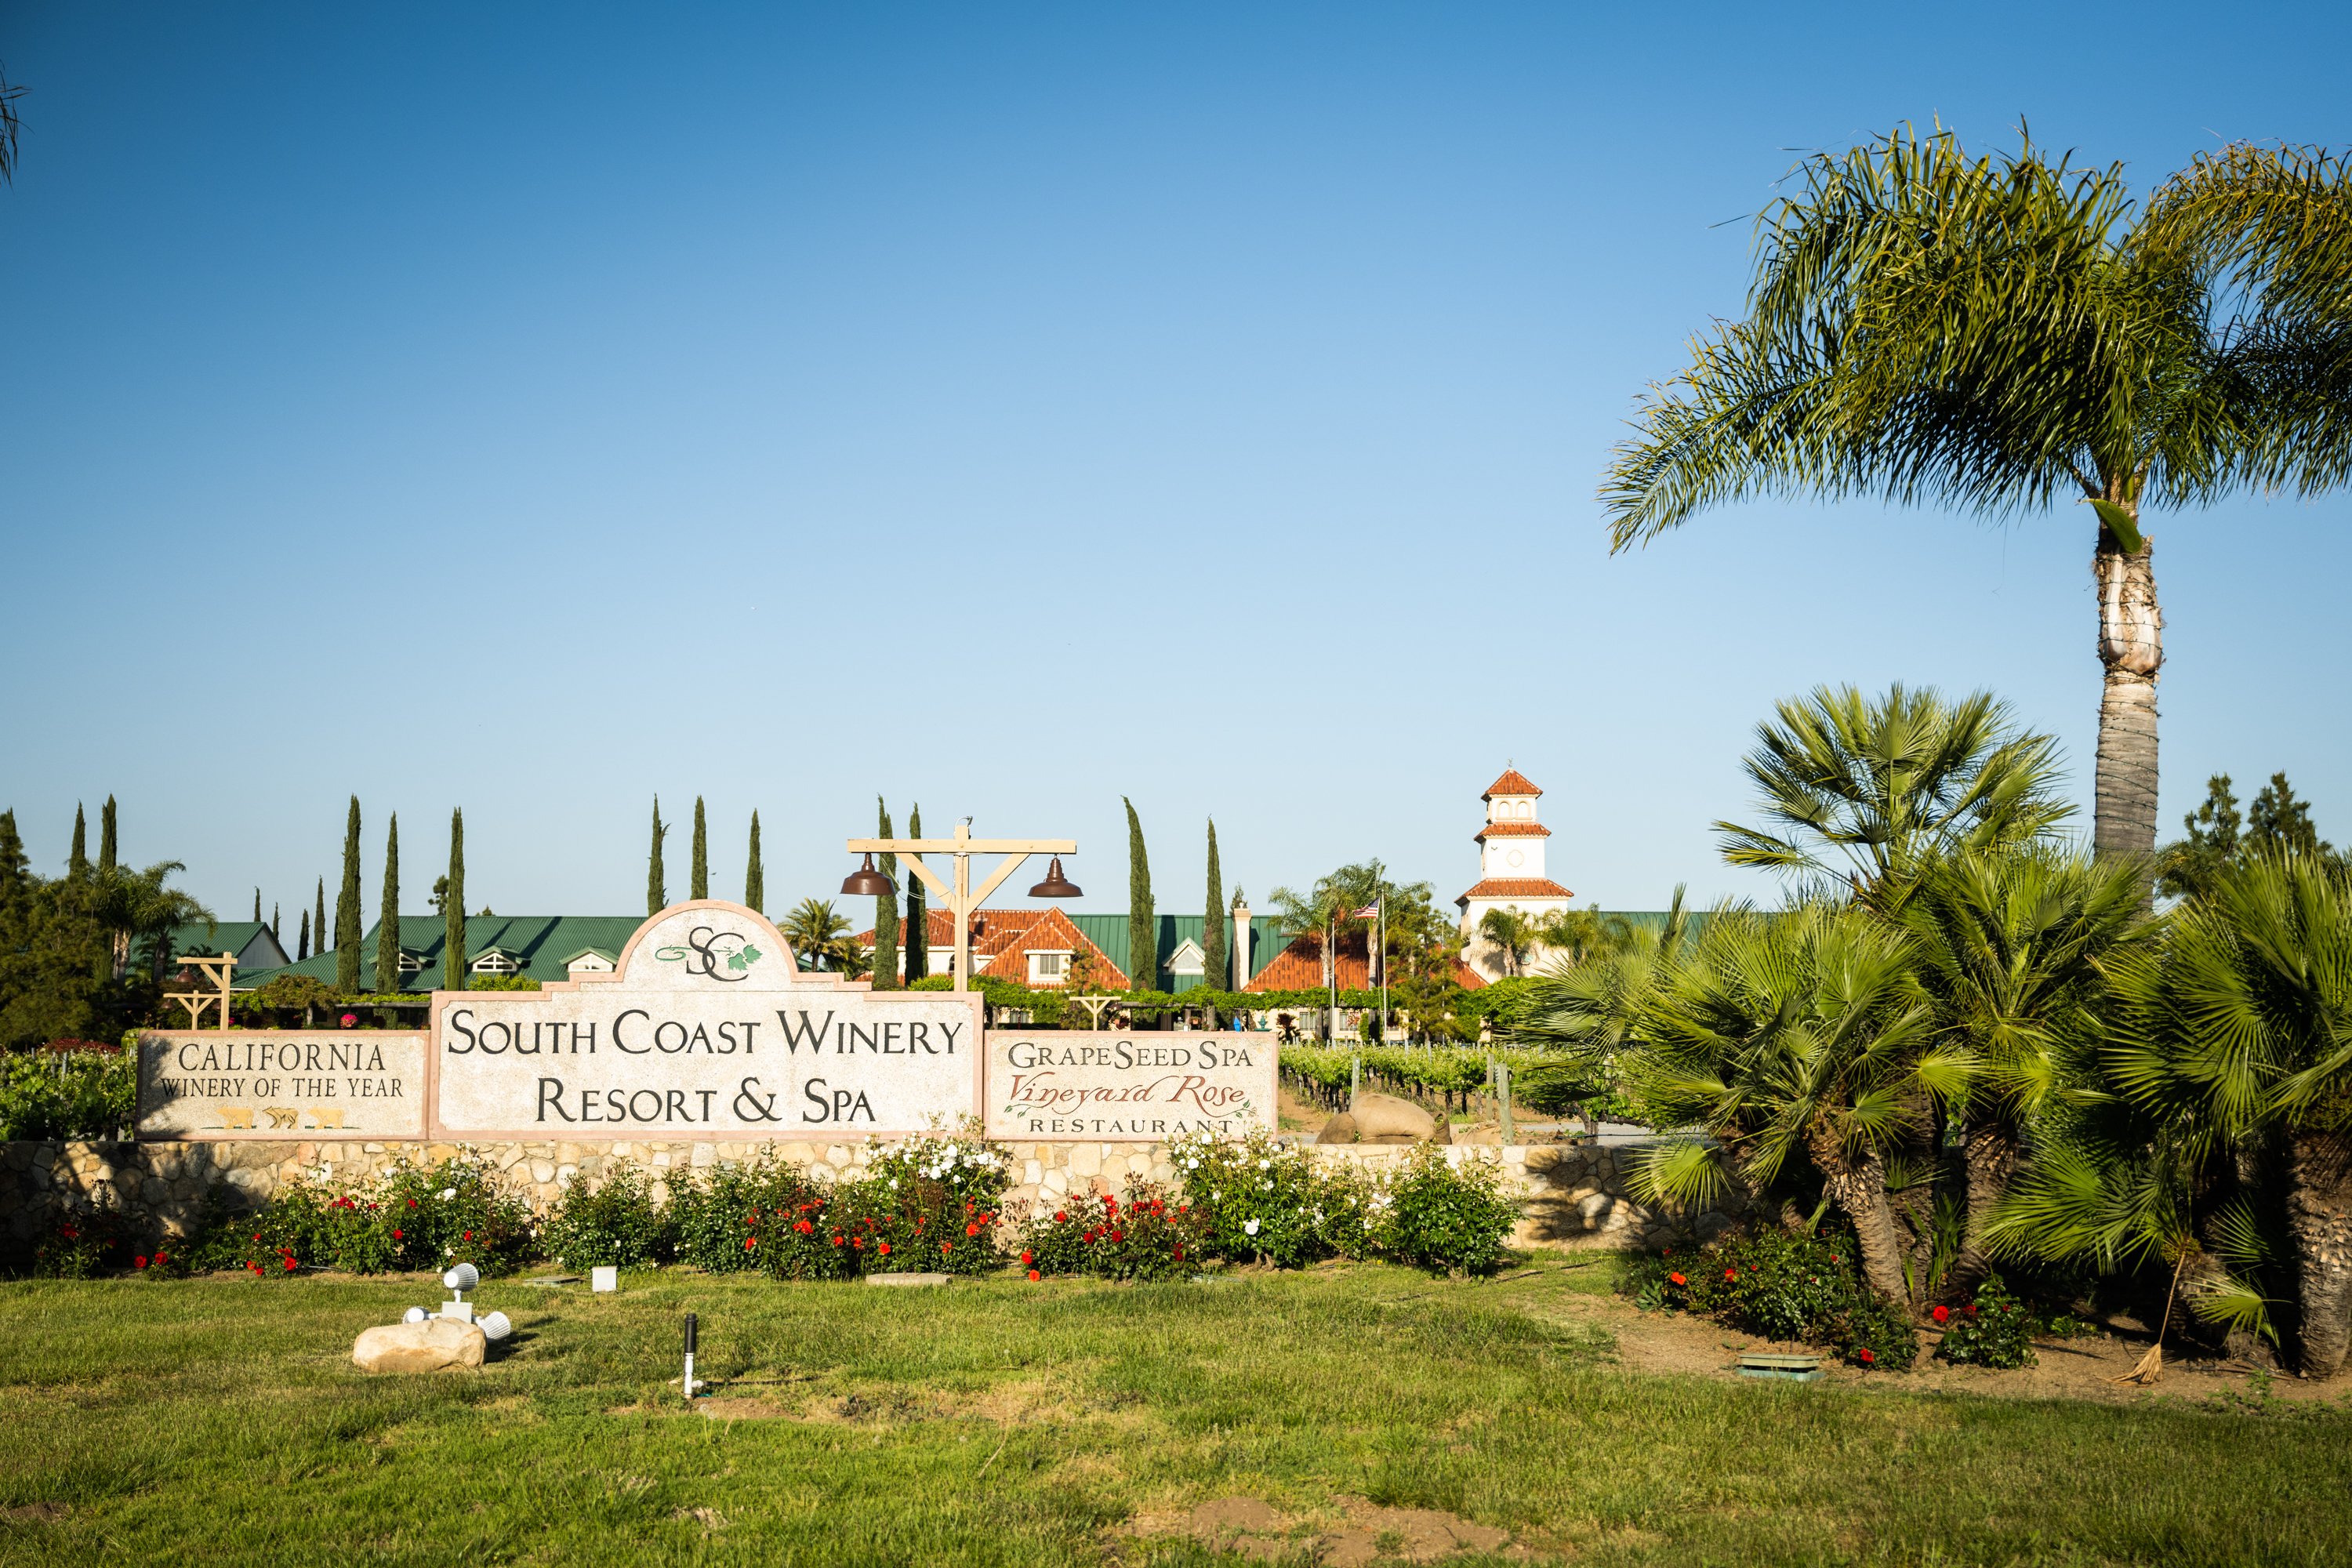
<box><xmin>1243</xmin><ymin>927</ymin><xmax>1487</xmax><ymax>993</ymax></box>
<box><xmin>854</xmin><ymin>906</ymin><xmax>1121</xmax><ymax>985</ymax></box>
<box><xmin>977</xmin><ymin>906</ymin><xmax>1130</xmax><ymax>988</ymax></box>
<box><xmin>1454</xmin><ymin>877</ymin><xmax>1575</xmax><ymax>907</ymax></box>
<box><xmin>1482</xmin><ymin>768</ymin><xmax>1542</xmax><ymax>800</ymax></box>
<box><xmin>1473</xmin><ymin>821</ymin><xmax>1551</xmax><ymax>840</ymax></box>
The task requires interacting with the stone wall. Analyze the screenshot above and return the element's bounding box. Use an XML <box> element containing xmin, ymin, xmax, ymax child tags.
<box><xmin>4</xmin><ymin>1136</ymin><xmax>1738</xmax><ymax>1254</ymax></box>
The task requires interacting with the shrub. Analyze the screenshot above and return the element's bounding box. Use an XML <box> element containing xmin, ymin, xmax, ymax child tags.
<box><xmin>180</xmin><ymin>1155</ymin><xmax>534</xmax><ymax>1277</ymax></box>
<box><xmin>539</xmin><ymin>1163</ymin><xmax>670</xmax><ymax>1269</ymax></box>
<box><xmin>1171</xmin><ymin>1129</ymin><xmax>1330</xmax><ymax>1268</ymax></box>
<box><xmin>1933</xmin><ymin>1275</ymin><xmax>2039</xmax><ymax>1368</ymax></box>
<box><xmin>1630</xmin><ymin>1227</ymin><xmax>1918</xmax><ymax>1370</ymax></box>
<box><xmin>836</xmin><ymin>1131</ymin><xmax>1011</xmax><ymax>1276</ymax></box>
<box><xmin>0</xmin><ymin>1048</ymin><xmax>135</xmax><ymax>1141</ymax></box>
<box><xmin>1017</xmin><ymin>1182</ymin><xmax>1205</xmax><ymax>1281</ymax></box>
<box><xmin>1379</xmin><ymin>1145</ymin><xmax>1520</xmax><ymax>1276</ymax></box>
<box><xmin>29</xmin><ymin>1204</ymin><xmax>136</xmax><ymax>1277</ymax></box>
<box><xmin>670</xmin><ymin>1157</ymin><xmax>826</xmax><ymax>1273</ymax></box>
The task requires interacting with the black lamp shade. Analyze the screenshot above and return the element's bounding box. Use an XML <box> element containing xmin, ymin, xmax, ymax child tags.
<box><xmin>840</xmin><ymin>852</ymin><xmax>897</xmax><ymax>897</ymax></box>
<box><xmin>1027</xmin><ymin>856</ymin><xmax>1082</xmax><ymax>898</ymax></box>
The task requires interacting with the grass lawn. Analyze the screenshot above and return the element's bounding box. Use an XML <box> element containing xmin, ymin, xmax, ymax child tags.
<box><xmin>2</xmin><ymin>1262</ymin><xmax>2347</xmax><ymax>1566</ymax></box>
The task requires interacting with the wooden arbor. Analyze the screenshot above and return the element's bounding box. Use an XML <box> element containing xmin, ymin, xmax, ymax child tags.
<box><xmin>844</xmin><ymin>821</ymin><xmax>1075</xmax><ymax>992</ymax></box>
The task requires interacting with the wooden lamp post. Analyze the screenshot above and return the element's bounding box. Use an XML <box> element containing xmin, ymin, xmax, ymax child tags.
<box><xmin>843</xmin><ymin>820</ymin><xmax>1079</xmax><ymax>992</ymax></box>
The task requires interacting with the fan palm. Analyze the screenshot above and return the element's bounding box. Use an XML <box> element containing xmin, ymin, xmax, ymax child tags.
<box><xmin>1628</xmin><ymin>902</ymin><xmax>1952</xmax><ymax>1303</ymax></box>
<box><xmin>89</xmin><ymin>861</ymin><xmax>212</xmax><ymax>983</ymax></box>
<box><xmin>1716</xmin><ymin>683</ymin><xmax>2069</xmax><ymax>903</ymax></box>
<box><xmin>2101</xmin><ymin>854</ymin><xmax>2352</xmax><ymax>1374</ymax></box>
<box><xmin>1895</xmin><ymin>845</ymin><xmax>2153</xmax><ymax>1297</ymax></box>
<box><xmin>781</xmin><ymin>898</ymin><xmax>853</xmax><ymax>973</ymax></box>
<box><xmin>1476</xmin><ymin>907</ymin><xmax>1538</xmax><ymax>978</ymax></box>
<box><xmin>1603</xmin><ymin>129</ymin><xmax>2352</xmax><ymax>869</ymax></box>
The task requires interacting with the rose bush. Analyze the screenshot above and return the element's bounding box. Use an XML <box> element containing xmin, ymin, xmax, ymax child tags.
<box><xmin>1629</xmin><ymin>1228</ymin><xmax>1918</xmax><ymax>1369</ymax></box>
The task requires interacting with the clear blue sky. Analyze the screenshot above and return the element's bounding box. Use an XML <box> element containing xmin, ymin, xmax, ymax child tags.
<box><xmin>3</xmin><ymin>2</ymin><xmax>2347</xmax><ymax>927</ymax></box>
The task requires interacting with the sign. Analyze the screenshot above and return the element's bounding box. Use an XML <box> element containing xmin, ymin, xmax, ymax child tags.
<box><xmin>136</xmin><ymin>1030</ymin><xmax>427</xmax><ymax>1139</ymax></box>
<box><xmin>431</xmin><ymin>901</ymin><xmax>982</xmax><ymax>1138</ymax></box>
<box><xmin>985</xmin><ymin>1029</ymin><xmax>1275</xmax><ymax>1141</ymax></box>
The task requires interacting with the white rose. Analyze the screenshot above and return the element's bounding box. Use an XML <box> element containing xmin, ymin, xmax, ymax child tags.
<box><xmin>439</xmin><ymin>1188</ymin><xmax>457</xmax><ymax>1200</ymax></box>
<box><xmin>1243</xmin><ymin>1218</ymin><xmax>1260</xmax><ymax>1236</ymax></box>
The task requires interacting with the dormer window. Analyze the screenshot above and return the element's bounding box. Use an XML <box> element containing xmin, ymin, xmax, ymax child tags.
<box><xmin>470</xmin><ymin>949</ymin><xmax>521</xmax><ymax>976</ymax></box>
<box><xmin>395</xmin><ymin>950</ymin><xmax>424</xmax><ymax>976</ymax></box>
<box><xmin>1029</xmin><ymin>950</ymin><xmax>1071</xmax><ymax>985</ymax></box>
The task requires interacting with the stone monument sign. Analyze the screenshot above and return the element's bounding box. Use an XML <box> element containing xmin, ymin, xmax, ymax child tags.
<box><xmin>431</xmin><ymin>901</ymin><xmax>982</xmax><ymax>1138</ymax></box>
<box><xmin>985</xmin><ymin>1029</ymin><xmax>1275</xmax><ymax>1140</ymax></box>
<box><xmin>136</xmin><ymin>1030</ymin><xmax>428</xmax><ymax>1139</ymax></box>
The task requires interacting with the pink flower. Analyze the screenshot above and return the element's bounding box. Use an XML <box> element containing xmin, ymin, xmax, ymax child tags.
<box><xmin>339</xmin><ymin>1013</ymin><xmax>357</xmax><ymax>1028</ymax></box>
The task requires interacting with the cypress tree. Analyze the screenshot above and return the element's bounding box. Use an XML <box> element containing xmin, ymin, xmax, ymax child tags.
<box><xmin>0</xmin><ymin>811</ymin><xmax>24</xmax><ymax>906</ymax></box>
<box><xmin>98</xmin><ymin>797</ymin><xmax>118</xmax><ymax>876</ymax></box>
<box><xmin>335</xmin><ymin>795</ymin><xmax>363</xmax><ymax>993</ymax></box>
<box><xmin>691</xmin><ymin>797</ymin><xmax>709</xmax><ymax>900</ymax></box>
<box><xmin>298</xmin><ymin>909</ymin><xmax>310</xmax><ymax>961</ymax></box>
<box><xmin>903</xmin><ymin>804</ymin><xmax>927</xmax><ymax>983</ymax></box>
<box><xmin>252</xmin><ymin>888</ymin><xmax>260</xmax><ymax>921</ymax></box>
<box><xmin>1124</xmin><ymin>797</ymin><xmax>1154</xmax><ymax>993</ymax></box>
<box><xmin>272</xmin><ymin>902</ymin><xmax>281</xmax><ymax>938</ymax></box>
<box><xmin>314</xmin><ymin>879</ymin><xmax>327</xmax><ymax>961</ymax></box>
<box><xmin>69</xmin><ymin>805</ymin><xmax>87</xmax><ymax>879</ymax></box>
<box><xmin>744</xmin><ymin>811</ymin><xmax>764</xmax><ymax>914</ymax></box>
<box><xmin>872</xmin><ymin>799</ymin><xmax>899</xmax><ymax>989</ymax></box>
<box><xmin>377</xmin><ymin>814</ymin><xmax>401</xmax><ymax>992</ymax></box>
<box><xmin>444</xmin><ymin>809</ymin><xmax>466</xmax><ymax>989</ymax></box>
<box><xmin>647</xmin><ymin>797</ymin><xmax>667</xmax><ymax>915</ymax></box>
<box><xmin>1202</xmin><ymin>818</ymin><xmax>1227</xmax><ymax>999</ymax></box>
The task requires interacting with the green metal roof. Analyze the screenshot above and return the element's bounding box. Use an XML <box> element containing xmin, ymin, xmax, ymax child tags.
<box><xmin>1066</xmin><ymin>913</ymin><xmax>1293</xmax><ymax>990</ymax></box>
<box><xmin>239</xmin><ymin>914</ymin><xmax>648</xmax><ymax>991</ymax></box>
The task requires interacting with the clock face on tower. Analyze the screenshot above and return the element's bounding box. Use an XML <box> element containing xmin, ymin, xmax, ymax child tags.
<box><xmin>1506</xmin><ymin>848</ymin><xmax>1524</xmax><ymax>868</ymax></box>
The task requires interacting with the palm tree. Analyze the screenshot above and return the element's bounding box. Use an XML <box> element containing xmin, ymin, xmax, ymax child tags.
<box><xmin>1602</xmin><ymin>129</ymin><xmax>2352</xmax><ymax>870</ymax></box>
<box><xmin>1716</xmin><ymin>683</ymin><xmax>2071</xmax><ymax>905</ymax></box>
<box><xmin>1476</xmin><ymin>907</ymin><xmax>1538</xmax><ymax>978</ymax></box>
<box><xmin>1628</xmin><ymin>902</ymin><xmax>1952</xmax><ymax>1304</ymax></box>
<box><xmin>1896</xmin><ymin>845</ymin><xmax>2152</xmax><ymax>1298</ymax></box>
<box><xmin>782</xmin><ymin>898</ymin><xmax>853</xmax><ymax>973</ymax></box>
<box><xmin>2102</xmin><ymin>854</ymin><xmax>2352</xmax><ymax>1374</ymax></box>
<box><xmin>89</xmin><ymin>861</ymin><xmax>212</xmax><ymax>983</ymax></box>
<box><xmin>1512</xmin><ymin>888</ymin><xmax>1690</xmax><ymax>1131</ymax></box>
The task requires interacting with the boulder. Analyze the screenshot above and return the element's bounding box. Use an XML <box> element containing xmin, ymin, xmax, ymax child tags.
<box><xmin>352</xmin><ymin>1317</ymin><xmax>486</xmax><ymax>1373</ymax></box>
<box><xmin>1314</xmin><ymin>1112</ymin><xmax>1359</xmax><ymax>1145</ymax></box>
<box><xmin>1347</xmin><ymin>1092</ymin><xmax>1448</xmax><ymax>1145</ymax></box>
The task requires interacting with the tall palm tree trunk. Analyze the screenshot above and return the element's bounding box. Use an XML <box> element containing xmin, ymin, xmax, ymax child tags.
<box><xmin>2285</xmin><ymin>1129</ymin><xmax>2352</xmax><ymax>1377</ymax></box>
<box><xmin>1945</xmin><ymin>1117</ymin><xmax>2018</xmax><ymax>1301</ymax></box>
<box><xmin>1808</xmin><ymin>1123</ymin><xmax>1911</xmax><ymax>1304</ymax></box>
<box><xmin>2092</xmin><ymin>529</ymin><xmax>2163</xmax><ymax>865</ymax></box>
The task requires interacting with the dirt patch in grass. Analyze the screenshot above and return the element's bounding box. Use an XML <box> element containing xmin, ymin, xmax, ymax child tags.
<box><xmin>1139</xmin><ymin>1494</ymin><xmax>1537</xmax><ymax>1564</ymax></box>
<box><xmin>3</xmin><ymin>1502</ymin><xmax>69</xmax><ymax>1524</ymax></box>
<box><xmin>1528</xmin><ymin>1276</ymin><xmax>2352</xmax><ymax>1407</ymax></box>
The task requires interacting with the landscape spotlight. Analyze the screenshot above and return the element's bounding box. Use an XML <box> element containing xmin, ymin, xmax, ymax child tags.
<box><xmin>443</xmin><ymin>1262</ymin><xmax>480</xmax><ymax>1295</ymax></box>
<box><xmin>840</xmin><ymin>852</ymin><xmax>896</xmax><ymax>897</ymax></box>
<box><xmin>481</xmin><ymin>1311</ymin><xmax>513</xmax><ymax>1343</ymax></box>
<box><xmin>1026</xmin><ymin>857</ymin><xmax>1082</xmax><ymax>898</ymax></box>
<box><xmin>403</xmin><ymin>1307</ymin><xmax>427</xmax><ymax>1324</ymax></box>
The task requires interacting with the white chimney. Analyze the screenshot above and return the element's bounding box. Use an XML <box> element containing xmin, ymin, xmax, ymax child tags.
<box><xmin>1231</xmin><ymin>898</ymin><xmax>1251</xmax><ymax>991</ymax></box>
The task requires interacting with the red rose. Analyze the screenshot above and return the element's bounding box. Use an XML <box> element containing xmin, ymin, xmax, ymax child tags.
<box><xmin>463</xmin><ymin>1230</ymin><xmax>473</xmax><ymax>1241</ymax></box>
<box><xmin>1964</xmin><ymin>1304</ymin><xmax>1978</xmax><ymax>1317</ymax></box>
<box><xmin>408</xmin><ymin>1198</ymin><xmax>417</xmax><ymax>1208</ymax></box>
<box><xmin>1109</xmin><ymin>1231</ymin><xmax>1123</xmax><ymax>1243</ymax></box>
<box><xmin>1932</xmin><ymin>1305</ymin><xmax>1949</xmax><ymax>1323</ymax></box>
<box><xmin>135</xmin><ymin>1255</ymin><xmax>149</xmax><ymax>1269</ymax></box>
<box><xmin>154</xmin><ymin>1252</ymin><xmax>168</xmax><ymax>1265</ymax></box>
<box><xmin>392</xmin><ymin>1229</ymin><xmax>403</xmax><ymax>1240</ymax></box>
<box><xmin>1021</xmin><ymin>1250</ymin><xmax>1034</xmax><ymax>1265</ymax></box>
<box><xmin>1857</xmin><ymin>1348</ymin><xmax>1875</xmax><ymax>1364</ymax></box>
<box><xmin>1668</xmin><ymin>1272</ymin><xmax>1686</xmax><ymax>1287</ymax></box>
<box><xmin>1174</xmin><ymin>1246</ymin><xmax>1185</xmax><ymax>1261</ymax></box>
<box><xmin>746</xmin><ymin>1238</ymin><xmax>758</xmax><ymax>1250</ymax></box>
<box><xmin>282</xmin><ymin>1257</ymin><xmax>298</xmax><ymax>1272</ymax></box>
<box><xmin>1054</xmin><ymin>1211</ymin><xmax>1066</xmax><ymax>1222</ymax></box>
<box><xmin>965</xmin><ymin>1223</ymin><xmax>981</xmax><ymax>1237</ymax></box>
<box><xmin>832</xmin><ymin>1236</ymin><xmax>844</xmax><ymax>1247</ymax></box>
<box><xmin>1724</xmin><ymin>1268</ymin><xmax>1737</xmax><ymax>1280</ymax></box>
<box><xmin>877</xmin><ymin>1242</ymin><xmax>891</xmax><ymax>1256</ymax></box>
<box><xmin>1026</xmin><ymin>1269</ymin><xmax>1040</xmax><ymax>1282</ymax></box>
<box><xmin>941</xmin><ymin>1243</ymin><xmax>953</xmax><ymax>1255</ymax></box>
